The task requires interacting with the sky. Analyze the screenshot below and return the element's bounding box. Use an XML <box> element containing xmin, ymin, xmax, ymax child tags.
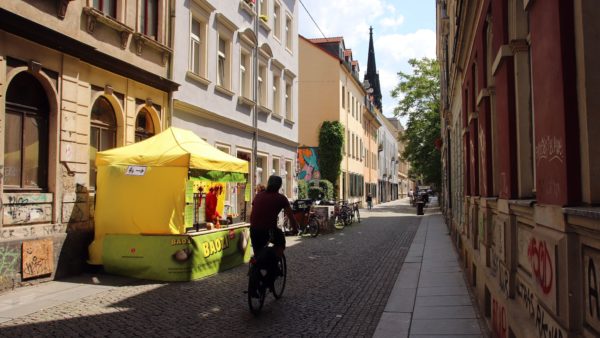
<box><xmin>298</xmin><ymin>0</ymin><xmax>437</xmax><ymax>123</ymax></box>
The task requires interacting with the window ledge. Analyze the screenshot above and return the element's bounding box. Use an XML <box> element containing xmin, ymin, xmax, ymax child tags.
<box><xmin>237</xmin><ymin>95</ymin><xmax>255</xmax><ymax>107</ymax></box>
<box><xmin>284</xmin><ymin>117</ymin><xmax>295</xmax><ymax>126</ymax></box>
<box><xmin>259</xmin><ymin>18</ymin><xmax>271</xmax><ymax>32</ymax></box>
<box><xmin>258</xmin><ymin>105</ymin><xmax>272</xmax><ymax>116</ymax></box>
<box><xmin>239</xmin><ymin>0</ymin><xmax>257</xmax><ymax>16</ymax></box>
<box><xmin>271</xmin><ymin>113</ymin><xmax>283</xmax><ymax>121</ymax></box>
<box><xmin>83</xmin><ymin>7</ymin><xmax>133</xmax><ymax>49</ymax></box>
<box><xmin>215</xmin><ymin>85</ymin><xmax>235</xmax><ymax>97</ymax></box>
<box><xmin>186</xmin><ymin>71</ymin><xmax>211</xmax><ymax>86</ymax></box>
<box><xmin>285</xmin><ymin>47</ymin><xmax>293</xmax><ymax>55</ymax></box>
<box><xmin>132</xmin><ymin>32</ymin><xmax>172</xmax><ymax>65</ymax></box>
<box><xmin>564</xmin><ymin>207</ymin><xmax>600</xmax><ymax>220</ymax></box>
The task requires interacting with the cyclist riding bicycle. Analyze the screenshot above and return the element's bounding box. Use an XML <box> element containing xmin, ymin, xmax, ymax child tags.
<box><xmin>250</xmin><ymin>175</ymin><xmax>298</xmax><ymax>295</ymax></box>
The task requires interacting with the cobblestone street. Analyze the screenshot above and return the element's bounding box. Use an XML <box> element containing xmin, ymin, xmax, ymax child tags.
<box><xmin>0</xmin><ymin>202</ymin><xmax>419</xmax><ymax>338</ymax></box>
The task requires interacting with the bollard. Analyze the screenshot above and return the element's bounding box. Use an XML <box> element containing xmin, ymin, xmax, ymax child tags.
<box><xmin>416</xmin><ymin>201</ymin><xmax>424</xmax><ymax>215</ymax></box>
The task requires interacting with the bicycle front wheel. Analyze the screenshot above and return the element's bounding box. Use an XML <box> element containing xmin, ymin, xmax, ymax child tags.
<box><xmin>248</xmin><ymin>266</ymin><xmax>266</xmax><ymax>315</ymax></box>
<box><xmin>272</xmin><ymin>255</ymin><xmax>287</xmax><ymax>299</ymax></box>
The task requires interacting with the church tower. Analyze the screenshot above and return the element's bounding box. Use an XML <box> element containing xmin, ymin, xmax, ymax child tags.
<box><xmin>364</xmin><ymin>26</ymin><xmax>382</xmax><ymax>112</ymax></box>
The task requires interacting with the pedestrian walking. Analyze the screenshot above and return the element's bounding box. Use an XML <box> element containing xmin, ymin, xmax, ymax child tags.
<box><xmin>366</xmin><ymin>193</ymin><xmax>373</xmax><ymax>210</ymax></box>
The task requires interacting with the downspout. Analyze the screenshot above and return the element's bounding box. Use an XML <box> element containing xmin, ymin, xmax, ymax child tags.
<box><xmin>251</xmin><ymin>0</ymin><xmax>259</xmax><ymax>204</ymax></box>
<box><xmin>167</xmin><ymin>0</ymin><xmax>175</xmax><ymax>129</ymax></box>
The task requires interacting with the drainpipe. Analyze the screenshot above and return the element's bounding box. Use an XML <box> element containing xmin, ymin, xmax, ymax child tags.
<box><xmin>251</xmin><ymin>0</ymin><xmax>259</xmax><ymax>203</ymax></box>
<box><xmin>167</xmin><ymin>0</ymin><xmax>175</xmax><ymax>129</ymax></box>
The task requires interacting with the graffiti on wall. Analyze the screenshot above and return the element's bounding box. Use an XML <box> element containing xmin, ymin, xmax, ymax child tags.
<box><xmin>3</xmin><ymin>193</ymin><xmax>53</xmax><ymax>225</ymax></box>
<box><xmin>528</xmin><ymin>237</ymin><xmax>554</xmax><ymax>295</ymax></box>
<box><xmin>0</xmin><ymin>224</ymin><xmax>66</xmax><ymax>240</ymax></box>
<box><xmin>492</xmin><ymin>216</ymin><xmax>506</xmax><ymax>267</ymax></box>
<box><xmin>498</xmin><ymin>262</ymin><xmax>510</xmax><ymax>299</ymax></box>
<box><xmin>516</xmin><ymin>275</ymin><xmax>566</xmax><ymax>338</ymax></box>
<box><xmin>0</xmin><ymin>246</ymin><xmax>19</xmax><ymax>277</ymax></box>
<box><xmin>517</xmin><ymin>224</ymin><xmax>533</xmax><ymax>274</ymax></box>
<box><xmin>492</xmin><ymin>297</ymin><xmax>507</xmax><ymax>338</ymax></box>
<box><xmin>22</xmin><ymin>239</ymin><xmax>54</xmax><ymax>279</ymax></box>
<box><xmin>584</xmin><ymin>246</ymin><xmax>600</xmax><ymax>334</ymax></box>
<box><xmin>297</xmin><ymin>147</ymin><xmax>321</xmax><ymax>181</ymax></box>
<box><xmin>535</xmin><ymin>136</ymin><xmax>565</xmax><ymax>164</ymax></box>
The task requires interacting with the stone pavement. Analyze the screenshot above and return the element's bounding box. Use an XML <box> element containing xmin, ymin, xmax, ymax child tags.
<box><xmin>0</xmin><ymin>197</ymin><xmax>488</xmax><ymax>337</ymax></box>
<box><xmin>373</xmin><ymin>199</ymin><xmax>488</xmax><ymax>338</ymax></box>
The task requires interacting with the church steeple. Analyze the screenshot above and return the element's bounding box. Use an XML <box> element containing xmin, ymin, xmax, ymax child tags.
<box><xmin>364</xmin><ymin>26</ymin><xmax>382</xmax><ymax>112</ymax></box>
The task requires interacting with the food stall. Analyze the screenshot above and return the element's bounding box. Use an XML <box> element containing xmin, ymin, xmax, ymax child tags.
<box><xmin>88</xmin><ymin>127</ymin><xmax>251</xmax><ymax>281</ymax></box>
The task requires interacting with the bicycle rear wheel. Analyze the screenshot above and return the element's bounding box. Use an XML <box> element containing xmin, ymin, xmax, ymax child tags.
<box><xmin>248</xmin><ymin>265</ymin><xmax>266</xmax><ymax>315</ymax></box>
<box><xmin>342</xmin><ymin>210</ymin><xmax>352</xmax><ymax>227</ymax></box>
<box><xmin>308</xmin><ymin>217</ymin><xmax>320</xmax><ymax>237</ymax></box>
<box><xmin>272</xmin><ymin>255</ymin><xmax>287</xmax><ymax>299</ymax></box>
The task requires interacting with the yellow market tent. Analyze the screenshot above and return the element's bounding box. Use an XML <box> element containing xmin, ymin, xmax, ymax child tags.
<box><xmin>88</xmin><ymin>127</ymin><xmax>248</xmax><ymax>264</ymax></box>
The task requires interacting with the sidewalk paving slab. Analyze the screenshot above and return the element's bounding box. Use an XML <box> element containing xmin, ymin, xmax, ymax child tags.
<box><xmin>373</xmin><ymin>199</ymin><xmax>487</xmax><ymax>338</ymax></box>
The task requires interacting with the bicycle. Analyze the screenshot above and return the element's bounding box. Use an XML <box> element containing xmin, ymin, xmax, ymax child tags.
<box><xmin>282</xmin><ymin>199</ymin><xmax>320</xmax><ymax>237</ymax></box>
<box><xmin>351</xmin><ymin>202</ymin><xmax>361</xmax><ymax>223</ymax></box>
<box><xmin>333</xmin><ymin>200</ymin><xmax>353</xmax><ymax>229</ymax></box>
<box><xmin>247</xmin><ymin>245</ymin><xmax>287</xmax><ymax>315</ymax></box>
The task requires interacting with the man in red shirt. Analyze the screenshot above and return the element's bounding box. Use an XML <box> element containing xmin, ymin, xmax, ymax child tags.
<box><xmin>250</xmin><ymin>175</ymin><xmax>297</xmax><ymax>291</ymax></box>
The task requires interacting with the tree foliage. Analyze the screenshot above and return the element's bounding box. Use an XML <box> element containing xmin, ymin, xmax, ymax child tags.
<box><xmin>318</xmin><ymin>121</ymin><xmax>344</xmax><ymax>196</ymax></box>
<box><xmin>392</xmin><ymin>58</ymin><xmax>441</xmax><ymax>188</ymax></box>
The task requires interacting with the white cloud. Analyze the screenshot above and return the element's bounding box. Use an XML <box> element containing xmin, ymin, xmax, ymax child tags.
<box><xmin>380</xmin><ymin>15</ymin><xmax>405</xmax><ymax>28</ymax></box>
<box><xmin>375</xmin><ymin>29</ymin><xmax>436</xmax><ymax>62</ymax></box>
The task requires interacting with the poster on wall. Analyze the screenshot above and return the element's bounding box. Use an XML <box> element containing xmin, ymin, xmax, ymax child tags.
<box><xmin>22</xmin><ymin>238</ymin><xmax>53</xmax><ymax>279</ymax></box>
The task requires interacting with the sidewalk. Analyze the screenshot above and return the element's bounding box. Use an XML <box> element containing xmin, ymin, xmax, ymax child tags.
<box><xmin>0</xmin><ymin>273</ymin><xmax>132</xmax><ymax>324</ymax></box>
<box><xmin>373</xmin><ymin>200</ymin><xmax>488</xmax><ymax>337</ymax></box>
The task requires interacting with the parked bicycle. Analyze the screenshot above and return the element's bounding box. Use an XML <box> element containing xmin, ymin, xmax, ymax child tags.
<box><xmin>350</xmin><ymin>202</ymin><xmax>361</xmax><ymax>223</ymax></box>
<box><xmin>247</xmin><ymin>239</ymin><xmax>287</xmax><ymax>315</ymax></box>
<box><xmin>332</xmin><ymin>200</ymin><xmax>353</xmax><ymax>229</ymax></box>
<box><xmin>282</xmin><ymin>199</ymin><xmax>320</xmax><ymax>237</ymax></box>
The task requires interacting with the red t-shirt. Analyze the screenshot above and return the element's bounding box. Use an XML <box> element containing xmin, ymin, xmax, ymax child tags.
<box><xmin>250</xmin><ymin>191</ymin><xmax>290</xmax><ymax>230</ymax></box>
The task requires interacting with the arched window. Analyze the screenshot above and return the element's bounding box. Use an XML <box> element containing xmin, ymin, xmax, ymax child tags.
<box><xmin>90</xmin><ymin>96</ymin><xmax>117</xmax><ymax>189</ymax></box>
<box><xmin>4</xmin><ymin>72</ymin><xmax>49</xmax><ymax>190</ymax></box>
<box><xmin>135</xmin><ymin>108</ymin><xmax>155</xmax><ymax>142</ymax></box>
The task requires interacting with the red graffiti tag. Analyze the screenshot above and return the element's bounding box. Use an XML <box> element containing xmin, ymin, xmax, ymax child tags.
<box><xmin>492</xmin><ymin>298</ymin><xmax>507</xmax><ymax>338</ymax></box>
<box><xmin>527</xmin><ymin>238</ymin><xmax>554</xmax><ymax>294</ymax></box>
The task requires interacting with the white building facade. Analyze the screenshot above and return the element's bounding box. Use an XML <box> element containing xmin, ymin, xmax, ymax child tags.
<box><xmin>377</xmin><ymin>114</ymin><xmax>399</xmax><ymax>202</ymax></box>
<box><xmin>171</xmin><ymin>0</ymin><xmax>299</xmax><ymax>219</ymax></box>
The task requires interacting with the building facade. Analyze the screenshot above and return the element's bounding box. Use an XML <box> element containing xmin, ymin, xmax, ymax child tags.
<box><xmin>0</xmin><ymin>1</ymin><xmax>177</xmax><ymax>291</ymax></box>
<box><xmin>171</xmin><ymin>0</ymin><xmax>299</xmax><ymax>218</ymax></box>
<box><xmin>377</xmin><ymin>115</ymin><xmax>399</xmax><ymax>203</ymax></box>
<box><xmin>388</xmin><ymin>118</ymin><xmax>412</xmax><ymax>198</ymax></box>
<box><xmin>298</xmin><ymin>35</ymin><xmax>367</xmax><ymax>204</ymax></box>
<box><xmin>438</xmin><ymin>0</ymin><xmax>600</xmax><ymax>337</ymax></box>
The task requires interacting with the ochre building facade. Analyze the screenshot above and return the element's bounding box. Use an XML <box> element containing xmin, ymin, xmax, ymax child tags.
<box><xmin>0</xmin><ymin>2</ymin><xmax>177</xmax><ymax>291</ymax></box>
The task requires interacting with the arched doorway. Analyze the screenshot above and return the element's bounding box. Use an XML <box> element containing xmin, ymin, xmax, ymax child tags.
<box><xmin>134</xmin><ymin>108</ymin><xmax>155</xmax><ymax>142</ymax></box>
<box><xmin>4</xmin><ymin>72</ymin><xmax>50</xmax><ymax>191</ymax></box>
<box><xmin>90</xmin><ymin>96</ymin><xmax>117</xmax><ymax>190</ymax></box>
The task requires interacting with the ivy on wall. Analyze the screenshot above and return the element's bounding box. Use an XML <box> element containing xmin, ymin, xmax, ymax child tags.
<box><xmin>318</xmin><ymin>121</ymin><xmax>344</xmax><ymax>197</ymax></box>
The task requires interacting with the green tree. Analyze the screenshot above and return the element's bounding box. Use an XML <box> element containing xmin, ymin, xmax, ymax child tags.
<box><xmin>318</xmin><ymin>121</ymin><xmax>344</xmax><ymax>197</ymax></box>
<box><xmin>392</xmin><ymin>58</ymin><xmax>441</xmax><ymax>188</ymax></box>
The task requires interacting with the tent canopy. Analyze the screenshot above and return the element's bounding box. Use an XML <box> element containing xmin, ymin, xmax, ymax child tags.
<box><xmin>96</xmin><ymin>127</ymin><xmax>248</xmax><ymax>174</ymax></box>
<box><xmin>88</xmin><ymin>127</ymin><xmax>249</xmax><ymax>265</ymax></box>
